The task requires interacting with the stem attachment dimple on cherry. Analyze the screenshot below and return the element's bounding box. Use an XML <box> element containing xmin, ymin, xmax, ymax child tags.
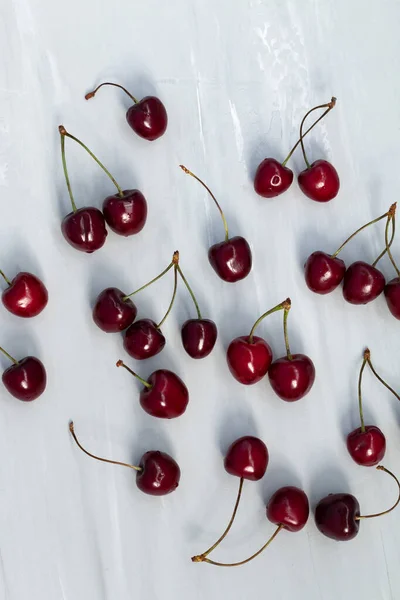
<box><xmin>85</xmin><ymin>82</ymin><xmax>138</xmax><ymax>104</ymax></box>
<box><xmin>356</xmin><ymin>465</ymin><xmax>400</xmax><ymax>520</ymax></box>
<box><xmin>116</xmin><ymin>360</ymin><xmax>152</xmax><ymax>389</ymax></box>
<box><xmin>282</xmin><ymin>298</ymin><xmax>292</xmax><ymax>360</ymax></box>
<box><xmin>0</xmin><ymin>269</ymin><xmax>11</xmax><ymax>286</ymax></box>
<box><xmin>248</xmin><ymin>298</ymin><xmax>290</xmax><ymax>343</ymax></box>
<box><xmin>0</xmin><ymin>346</ymin><xmax>18</xmax><ymax>365</ymax></box>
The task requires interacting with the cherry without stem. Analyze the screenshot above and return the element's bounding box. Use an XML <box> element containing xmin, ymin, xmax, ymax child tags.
<box><xmin>0</xmin><ymin>345</ymin><xmax>46</xmax><ymax>401</ymax></box>
<box><xmin>85</xmin><ymin>82</ymin><xmax>168</xmax><ymax>141</ymax></box>
<box><xmin>0</xmin><ymin>269</ymin><xmax>48</xmax><ymax>318</ymax></box>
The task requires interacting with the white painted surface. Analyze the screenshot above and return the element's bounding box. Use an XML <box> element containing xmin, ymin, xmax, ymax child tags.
<box><xmin>0</xmin><ymin>0</ymin><xmax>400</xmax><ymax>598</ymax></box>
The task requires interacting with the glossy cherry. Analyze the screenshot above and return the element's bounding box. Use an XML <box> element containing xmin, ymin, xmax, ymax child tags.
<box><xmin>85</xmin><ymin>82</ymin><xmax>167</xmax><ymax>141</ymax></box>
<box><xmin>304</xmin><ymin>252</ymin><xmax>346</xmax><ymax>294</ymax></box>
<box><xmin>1</xmin><ymin>346</ymin><xmax>46</xmax><ymax>401</ymax></box>
<box><xmin>298</xmin><ymin>160</ymin><xmax>340</xmax><ymax>203</ymax></box>
<box><xmin>117</xmin><ymin>360</ymin><xmax>189</xmax><ymax>419</ymax></box>
<box><xmin>69</xmin><ymin>422</ymin><xmax>180</xmax><ymax>496</ymax></box>
<box><xmin>92</xmin><ymin>287</ymin><xmax>137</xmax><ymax>333</ymax></box>
<box><xmin>267</xmin><ymin>486</ymin><xmax>310</xmax><ymax>532</ymax></box>
<box><xmin>103</xmin><ymin>189</ymin><xmax>147</xmax><ymax>236</ymax></box>
<box><xmin>224</xmin><ymin>436</ymin><xmax>269</xmax><ymax>481</ymax></box>
<box><xmin>343</xmin><ymin>262</ymin><xmax>385</xmax><ymax>305</ymax></box>
<box><xmin>385</xmin><ymin>277</ymin><xmax>400</xmax><ymax>319</ymax></box>
<box><xmin>0</xmin><ymin>270</ymin><xmax>48</xmax><ymax>318</ymax></box>
<box><xmin>180</xmin><ymin>166</ymin><xmax>252</xmax><ymax>282</ymax></box>
<box><xmin>124</xmin><ymin>318</ymin><xmax>165</xmax><ymax>360</ymax></box>
<box><xmin>181</xmin><ymin>319</ymin><xmax>217</xmax><ymax>359</ymax></box>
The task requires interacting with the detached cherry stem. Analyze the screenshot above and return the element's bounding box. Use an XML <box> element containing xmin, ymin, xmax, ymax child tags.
<box><xmin>85</xmin><ymin>82</ymin><xmax>138</xmax><ymax>104</ymax></box>
<box><xmin>283</xmin><ymin>97</ymin><xmax>336</xmax><ymax>167</ymax></box>
<box><xmin>59</xmin><ymin>125</ymin><xmax>124</xmax><ymax>198</ymax></box>
<box><xmin>357</xmin><ymin>350</ymin><xmax>369</xmax><ymax>433</ymax></box>
<box><xmin>123</xmin><ymin>251</ymin><xmax>179</xmax><ymax>301</ymax></box>
<box><xmin>156</xmin><ymin>264</ymin><xmax>178</xmax><ymax>329</ymax></box>
<box><xmin>248</xmin><ymin>298</ymin><xmax>290</xmax><ymax>343</ymax></box>
<box><xmin>0</xmin><ymin>269</ymin><xmax>11</xmax><ymax>286</ymax></box>
<box><xmin>177</xmin><ymin>265</ymin><xmax>202</xmax><ymax>320</ymax></box>
<box><xmin>0</xmin><ymin>346</ymin><xmax>18</xmax><ymax>365</ymax></box>
<box><xmin>366</xmin><ymin>352</ymin><xmax>400</xmax><ymax>402</ymax></box>
<box><xmin>116</xmin><ymin>360</ymin><xmax>152</xmax><ymax>389</ymax></box>
<box><xmin>193</xmin><ymin>524</ymin><xmax>283</xmax><ymax>567</ymax></box>
<box><xmin>356</xmin><ymin>466</ymin><xmax>400</xmax><ymax>520</ymax></box>
<box><xmin>69</xmin><ymin>421</ymin><xmax>142</xmax><ymax>472</ymax></box>
<box><xmin>191</xmin><ymin>477</ymin><xmax>244</xmax><ymax>563</ymax></box>
<box><xmin>180</xmin><ymin>165</ymin><xmax>230</xmax><ymax>242</ymax></box>
<box><xmin>281</xmin><ymin>299</ymin><xmax>292</xmax><ymax>360</ymax></box>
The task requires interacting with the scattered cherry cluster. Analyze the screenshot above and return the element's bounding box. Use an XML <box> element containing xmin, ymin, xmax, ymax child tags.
<box><xmin>1</xmin><ymin>85</ymin><xmax>400</xmax><ymax>568</ymax></box>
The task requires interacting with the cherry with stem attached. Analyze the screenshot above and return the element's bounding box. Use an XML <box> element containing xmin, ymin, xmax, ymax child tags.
<box><xmin>116</xmin><ymin>360</ymin><xmax>189</xmax><ymax>419</ymax></box>
<box><xmin>0</xmin><ymin>268</ymin><xmax>48</xmax><ymax>318</ymax></box>
<box><xmin>268</xmin><ymin>299</ymin><xmax>315</xmax><ymax>401</ymax></box>
<box><xmin>180</xmin><ymin>165</ymin><xmax>252</xmax><ymax>283</ymax></box>
<box><xmin>69</xmin><ymin>421</ymin><xmax>180</xmax><ymax>495</ymax></box>
<box><xmin>0</xmin><ymin>345</ymin><xmax>47</xmax><ymax>401</ymax></box>
<box><xmin>226</xmin><ymin>298</ymin><xmax>289</xmax><ymax>385</ymax></box>
<box><xmin>315</xmin><ymin>465</ymin><xmax>400</xmax><ymax>541</ymax></box>
<box><xmin>254</xmin><ymin>97</ymin><xmax>336</xmax><ymax>199</ymax></box>
<box><xmin>384</xmin><ymin>210</ymin><xmax>400</xmax><ymax>319</ymax></box>
<box><xmin>85</xmin><ymin>82</ymin><xmax>168</xmax><ymax>141</ymax></box>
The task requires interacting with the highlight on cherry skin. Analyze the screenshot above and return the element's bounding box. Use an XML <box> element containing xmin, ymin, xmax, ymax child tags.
<box><xmin>85</xmin><ymin>82</ymin><xmax>168</xmax><ymax>142</ymax></box>
<box><xmin>180</xmin><ymin>165</ymin><xmax>252</xmax><ymax>283</ymax></box>
<box><xmin>0</xmin><ymin>269</ymin><xmax>48</xmax><ymax>318</ymax></box>
<box><xmin>116</xmin><ymin>360</ymin><xmax>189</xmax><ymax>419</ymax></box>
<box><xmin>315</xmin><ymin>465</ymin><xmax>400</xmax><ymax>541</ymax></box>
<box><xmin>0</xmin><ymin>345</ymin><xmax>47</xmax><ymax>401</ymax></box>
<box><xmin>69</xmin><ymin>422</ymin><xmax>180</xmax><ymax>496</ymax></box>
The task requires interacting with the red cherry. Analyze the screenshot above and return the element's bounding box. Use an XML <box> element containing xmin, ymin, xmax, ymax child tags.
<box><xmin>253</xmin><ymin>159</ymin><xmax>293</xmax><ymax>198</ymax></box>
<box><xmin>298</xmin><ymin>160</ymin><xmax>340</xmax><ymax>202</ymax></box>
<box><xmin>0</xmin><ymin>271</ymin><xmax>48</xmax><ymax>318</ymax></box>
<box><xmin>268</xmin><ymin>354</ymin><xmax>315</xmax><ymax>402</ymax></box>
<box><xmin>315</xmin><ymin>493</ymin><xmax>360</xmax><ymax>541</ymax></box>
<box><xmin>92</xmin><ymin>287</ymin><xmax>137</xmax><ymax>333</ymax></box>
<box><xmin>267</xmin><ymin>486</ymin><xmax>310</xmax><ymax>532</ymax></box>
<box><xmin>1</xmin><ymin>347</ymin><xmax>46</xmax><ymax>401</ymax></box>
<box><xmin>304</xmin><ymin>251</ymin><xmax>346</xmax><ymax>294</ymax></box>
<box><xmin>227</xmin><ymin>336</ymin><xmax>272</xmax><ymax>385</ymax></box>
<box><xmin>224</xmin><ymin>436</ymin><xmax>268</xmax><ymax>481</ymax></box>
<box><xmin>124</xmin><ymin>319</ymin><xmax>165</xmax><ymax>360</ymax></box>
<box><xmin>103</xmin><ymin>189</ymin><xmax>147</xmax><ymax>236</ymax></box>
<box><xmin>347</xmin><ymin>426</ymin><xmax>386</xmax><ymax>467</ymax></box>
<box><xmin>385</xmin><ymin>277</ymin><xmax>400</xmax><ymax>319</ymax></box>
<box><xmin>61</xmin><ymin>207</ymin><xmax>107</xmax><ymax>253</ymax></box>
<box><xmin>343</xmin><ymin>261</ymin><xmax>385</xmax><ymax>305</ymax></box>
<box><xmin>136</xmin><ymin>451</ymin><xmax>180</xmax><ymax>496</ymax></box>
<box><xmin>181</xmin><ymin>319</ymin><xmax>217</xmax><ymax>359</ymax></box>
<box><xmin>208</xmin><ymin>236</ymin><xmax>252</xmax><ymax>283</ymax></box>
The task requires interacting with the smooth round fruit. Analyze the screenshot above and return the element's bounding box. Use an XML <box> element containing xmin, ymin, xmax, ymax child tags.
<box><xmin>208</xmin><ymin>236</ymin><xmax>252</xmax><ymax>283</ymax></box>
<box><xmin>253</xmin><ymin>158</ymin><xmax>294</xmax><ymax>198</ymax></box>
<box><xmin>2</xmin><ymin>356</ymin><xmax>47</xmax><ymax>401</ymax></box>
<box><xmin>92</xmin><ymin>287</ymin><xmax>137</xmax><ymax>333</ymax></box>
<box><xmin>346</xmin><ymin>425</ymin><xmax>386</xmax><ymax>466</ymax></box>
<box><xmin>226</xmin><ymin>336</ymin><xmax>273</xmax><ymax>384</ymax></box>
<box><xmin>298</xmin><ymin>160</ymin><xmax>340</xmax><ymax>202</ymax></box>
<box><xmin>267</xmin><ymin>486</ymin><xmax>309</xmax><ymax>532</ymax></box>
<box><xmin>268</xmin><ymin>354</ymin><xmax>315</xmax><ymax>401</ymax></box>
<box><xmin>384</xmin><ymin>277</ymin><xmax>400</xmax><ymax>319</ymax></box>
<box><xmin>1</xmin><ymin>272</ymin><xmax>48</xmax><ymax>318</ymax></box>
<box><xmin>181</xmin><ymin>319</ymin><xmax>217</xmax><ymax>359</ymax></box>
<box><xmin>103</xmin><ymin>189</ymin><xmax>147</xmax><ymax>236</ymax></box>
<box><xmin>61</xmin><ymin>207</ymin><xmax>108</xmax><ymax>253</ymax></box>
<box><xmin>124</xmin><ymin>319</ymin><xmax>165</xmax><ymax>360</ymax></box>
<box><xmin>304</xmin><ymin>251</ymin><xmax>346</xmax><ymax>294</ymax></box>
<box><xmin>224</xmin><ymin>436</ymin><xmax>269</xmax><ymax>481</ymax></box>
<box><xmin>126</xmin><ymin>97</ymin><xmax>168</xmax><ymax>141</ymax></box>
<box><xmin>342</xmin><ymin>262</ymin><xmax>385</xmax><ymax>305</ymax></box>
<box><xmin>139</xmin><ymin>370</ymin><xmax>189</xmax><ymax>419</ymax></box>
<box><xmin>136</xmin><ymin>451</ymin><xmax>180</xmax><ymax>496</ymax></box>
<box><xmin>315</xmin><ymin>493</ymin><xmax>360</xmax><ymax>541</ymax></box>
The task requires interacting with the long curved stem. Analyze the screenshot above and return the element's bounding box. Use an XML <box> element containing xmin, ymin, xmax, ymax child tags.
<box><xmin>357</xmin><ymin>466</ymin><xmax>400</xmax><ymax>520</ymax></box>
<box><xmin>299</xmin><ymin>98</ymin><xmax>336</xmax><ymax>169</ymax></box>
<box><xmin>59</xmin><ymin>126</ymin><xmax>123</xmax><ymax>197</ymax></box>
<box><xmin>116</xmin><ymin>360</ymin><xmax>152</xmax><ymax>389</ymax></box>
<box><xmin>372</xmin><ymin>215</ymin><xmax>395</xmax><ymax>267</ymax></box>
<box><xmin>123</xmin><ymin>252</ymin><xmax>178</xmax><ymax>300</ymax></box>
<box><xmin>180</xmin><ymin>165</ymin><xmax>229</xmax><ymax>242</ymax></box>
<box><xmin>385</xmin><ymin>213</ymin><xmax>400</xmax><ymax>277</ymax></box>
<box><xmin>366</xmin><ymin>354</ymin><xmax>400</xmax><ymax>402</ymax></box>
<box><xmin>283</xmin><ymin>97</ymin><xmax>336</xmax><ymax>167</ymax></box>
<box><xmin>357</xmin><ymin>350</ymin><xmax>368</xmax><ymax>432</ymax></box>
<box><xmin>69</xmin><ymin>422</ymin><xmax>141</xmax><ymax>471</ymax></box>
<box><xmin>0</xmin><ymin>269</ymin><xmax>11</xmax><ymax>286</ymax></box>
<box><xmin>331</xmin><ymin>207</ymin><xmax>394</xmax><ymax>258</ymax></box>
<box><xmin>0</xmin><ymin>346</ymin><xmax>18</xmax><ymax>364</ymax></box>
<box><xmin>85</xmin><ymin>82</ymin><xmax>138</xmax><ymax>104</ymax></box>
<box><xmin>156</xmin><ymin>265</ymin><xmax>178</xmax><ymax>329</ymax></box>
<box><xmin>177</xmin><ymin>265</ymin><xmax>202</xmax><ymax>319</ymax></box>
<box><xmin>194</xmin><ymin>524</ymin><xmax>283</xmax><ymax>567</ymax></box>
<box><xmin>282</xmin><ymin>300</ymin><xmax>292</xmax><ymax>360</ymax></box>
<box><xmin>191</xmin><ymin>477</ymin><xmax>244</xmax><ymax>563</ymax></box>
<box><xmin>248</xmin><ymin>298</ymin><xmax>290</xmax><ymax>343</ymax></box>
<box><xmin>60</xmin><ymin>128</ymin><xmax>77</xmax><ymax>212</ymax></box>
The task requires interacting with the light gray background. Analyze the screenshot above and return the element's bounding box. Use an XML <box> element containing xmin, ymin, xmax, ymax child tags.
<box><xmin>1</xmin><ymin>1</ymin><xmax>400</xmax><ymax>599</ymax></box>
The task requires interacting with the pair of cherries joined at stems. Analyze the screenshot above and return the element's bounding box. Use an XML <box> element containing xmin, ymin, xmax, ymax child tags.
<box><xmin>93</xmin><ymin>251</ymin><xmax>218</xmax><ymax>361</ymax></box>
<box><xmin>305</xmin><ymin>203</ymin><xmax>399</xmax><ymax>308</ymax></box>
<box><xmin>254</xmin><ymin>97</ymin><xmax>340</xmax><ymax>202</ymax></box>
<box><xmin>0</xmin><ymin>345</ymin><xmax>46</xmax><ymax>401</ymax></box>
<box><xmin>227</xmin><ymin>298</ymin><xmax>316</xmax><ymax>401</ymax></box>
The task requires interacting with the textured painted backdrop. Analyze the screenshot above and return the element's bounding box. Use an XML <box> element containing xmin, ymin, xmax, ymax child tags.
<box><xmin>1</xmin><ymin>0</ymin><xmax>400</xmax><ymax>599</ymax></box>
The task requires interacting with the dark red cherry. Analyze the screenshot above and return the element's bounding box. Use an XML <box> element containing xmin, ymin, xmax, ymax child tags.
<box><xmin>136</xmin><ymin>450</ymin><xmax>181</xmax><ymax>496</ymax></box>
<box><xmin>253</xmin><ymin>159</ymin><xmax>294</xmax><ymax>198</ymax></box>
<box><xmin>181</xmin><ymin>319</ymin><xmax>217</xmax><ymax>359</ymax></box>
<box><xmin>224</xmin><ymin>436</ymin><xmax>269</xmax><ymax>481</ymax></box>
<box><xmin>126</xmin><ymin>97</ymin><xmax>168</xmax><ymax>141</ymax></box>
<box><xmin>268</xmin><ymin>354</ymin><xmax>315</xmax><ymax>401</ymax></box>
<box><xmin>315</xmin><ymin>493</ymin><xmax>360</xmax><ymax>541</ymax></box>
<box><xmin>124</xmin><ymin>319</ymin><xmax>165</xmax><ymax>360</ymax></box>
<box><xmin>92</xmin><ymin>287</ymin><xmax>137</xmax><ymax>333</ymax></box>
<box><xmin>385</xmin><ymin>277</ymin><xmax>400</xmax><ymax>319</ymax></box>
<box><xmin>1</xmin><ymin>271</ymin><xmax>48</xmax><ymax>318</ymax></box>
<box><xmin>343</xmin><ymin>261</ymin><xmax>385</xmax><ymax>305</ymax></box>
<box><xmin>226</xmin><ymin>336</ymin><xmax>272</xmax><ymax>385</ymax></box>
<box><xmin>267</xmin><ymin>486</ymin><xmax>309</xmax><ymax>532</ymax></box>
<box><xmin>298</xmin><ymin>160</ymin><xmax>340</xmax><ymax>202</ymax></box>
<box><xmin>346</xmin><ymin>425</ymin><xmax>386</xmax><ymax>467</ymax></box>
<box><xmin>2</xmin><ymin>356</ymin><xmax>47</xmax><ymax>401</ymax></box>
<box><xmin>304</xmin><ymin>251</ymin><xmax>346</xmax><ymax>294</ymax></box>
<box><xmin>208</xmin><ymin>236</ymin><xmax>252</xmax><ymax>283</ymax></box>
<box><xmin>103</xmin><ymin>189</ymin><xmax>147</xmax><ymax>236</ymax></box>
<box><xmin>61</xmin><ymin>207</ymin><xmax>108</xmax><ymax>253</ymax></box>
<box><xmin>139</xmin><ymin>369</ymin><xmax>189</xmax><ymax>419</ymax></box>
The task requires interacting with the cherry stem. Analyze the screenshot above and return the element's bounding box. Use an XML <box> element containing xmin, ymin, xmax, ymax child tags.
<box><xmin>85</xmin><ymin>82</ymin><xmax>138</xmax><ymax>104</ymax></box>
<box><xmin>331</xmin><ymin>205</ymin><xmax>395</xmax><ymax>258</ymax></box>
<box><xmin>356</xmin><ymin>466</ymin><xmax>400</xmax><ymax>520</ymax></box>
<box><xmin>357</xmin><ymin>350</ymin><xmax>368</xmax><ymax>433</ymax></box>
<box><xmin>366</xmin><ymin>353</ymin><xmax>400</xmax><ymax>402</ymax></box>
<box><xmin>60</xmin><ymin>128</ymin><xmax>77</xmax><ymax>212</ymax></box>
<box><xmin>123</xmin><ymin>251</ymin><xmax>179</xmax><ymax>300</ymax></box>
<box><xmin>180</xmin><ymin>165</ymin><xmax>229</xmax><ymax>242</ymax></box>
<box><xmin>282</xmin><ymin>299</ymin><xmax>292</xmax><ymax>360</ymax></box>
<box><xmin>385</xmin><ymin>211</ymin><xmax>400</xmax><ymax>277</ymax></box>
<box><xmin>193</xmin><ymin>524</ymin><xmax>283</xmax><ymax>567</ymax></box>
<box><xmin>0</xmin><ymin>269</ymin><xmax>11</xmax><ymax>286</ymax></box>
<box><xmin>191</xmin><ymin>477</ymin><xmax>244</xmax><ymax>563</ymax></box>
<box><xmin>299</xmin><ymin>97</ymin><xmax>337</xmax><ymax>169</ymax></box>
<box><xmin>283</xmin><ymin>97</ymin><xmax>336</xmax><ymax>167</ymax></box>
<box><xmin>248</xmin><ymin>298</ymin><xmax>290</xmax><ymax>344</ymax></box>
<box><xmin>177</xmin><ymin>265</ymin><xmax>202</xmax><ymax>320</ymax></box>
<box><xmin>156</xmin><ymin>265</ymin><xmax>178</xmax><ymax>329</ymax></box>
<box><xmin>69</xmin><ymin>421</ymin><xmax>142</xmax><ymax>472</ymax></box>
<box><xmin>59</xmin><ymin>125</ymin><xmax>123</xmax><ymax>198</ymax></box>
<box><xmin>0</xmin><ymin>346</ymin><xmax>18</xmax><ymax>365</ymax></box>
<box><xmin>372</xmin><ymin>213</ymin><xmax>395</xmax><ymax>267</ymax></box>
<box><xmin>116</xmin><ymin>360</ymin><xmax>152</xmax><ymax>389</ymax></box>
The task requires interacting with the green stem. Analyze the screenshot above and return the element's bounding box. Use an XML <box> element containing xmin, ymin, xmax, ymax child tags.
<box><xmin>331</xmin><ymin>210</ymin><xmax>392</xmax><ymax>258</ymax></box>
<box><xmin>116</xmin><ymin>360</ymin><xmax>152</xmax><ymax>389</ymax></box>
<box><xmin>180</xmin><ymin>165</ymin><xmax>229</xmax><ymax>242</ymax></box>
<box><xmin>248</xmin><ymin>298</ymin><xmax>289</xmax><ymax>343</ymax></box>
<box><xmin>60</xmin><ymin>128</ymin><xmax>77</xmax><ymax>212</ymax></box>
<box><xmin>59</xmin><ymin>126</ymin><xmax>123</xmax><ymax>197</ymax></box>
<box><xmin>123</xmin><ymin>255</ymin><xmax>177</xmax><ymax>300</ymax></box>
<box><xmin>85</xmin><ymin>82</ymin><xmax>138</xmax><ymax>104</ymax></box>
<box><xmin>385</xmin><ymin>213</ymin><xmax>400</xmax><ymax>277</ymax></box>
<box><xmin>357</xmin><ymin>350</ymin><xmax>368</xmax><ymax>432</ymax></box>
<box><xmin>0</xmin><ymin>346</ymin><xmax>18</xmax><ymax>364</ymax></box>
<box><xmin>283</xmin><ymin>302</ymin><xmax>292</xmax><ymax>360</ymax></box>
<box><xmin>177</xmin><ymin>265</ymin><xmax>202</xmax><ymax>319</ymax></box>
<box><xmin>0</xmin><ymin>269</ymin><xmax>11</xmax><ymax>286</ymax></box>
<box><xmin>157</xmin><ymin>265</ymin><xmax>178</xmax><ymax>329</ymax></box>
<box><xmin>356</xmin><ymin>466</ymin><xmax>400</xmax><ymax>520</ymax></box>
<box><xmin>366</xmin><ymin>354</ymin><xmax>400</xmax><ymax>402</ymax></box>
